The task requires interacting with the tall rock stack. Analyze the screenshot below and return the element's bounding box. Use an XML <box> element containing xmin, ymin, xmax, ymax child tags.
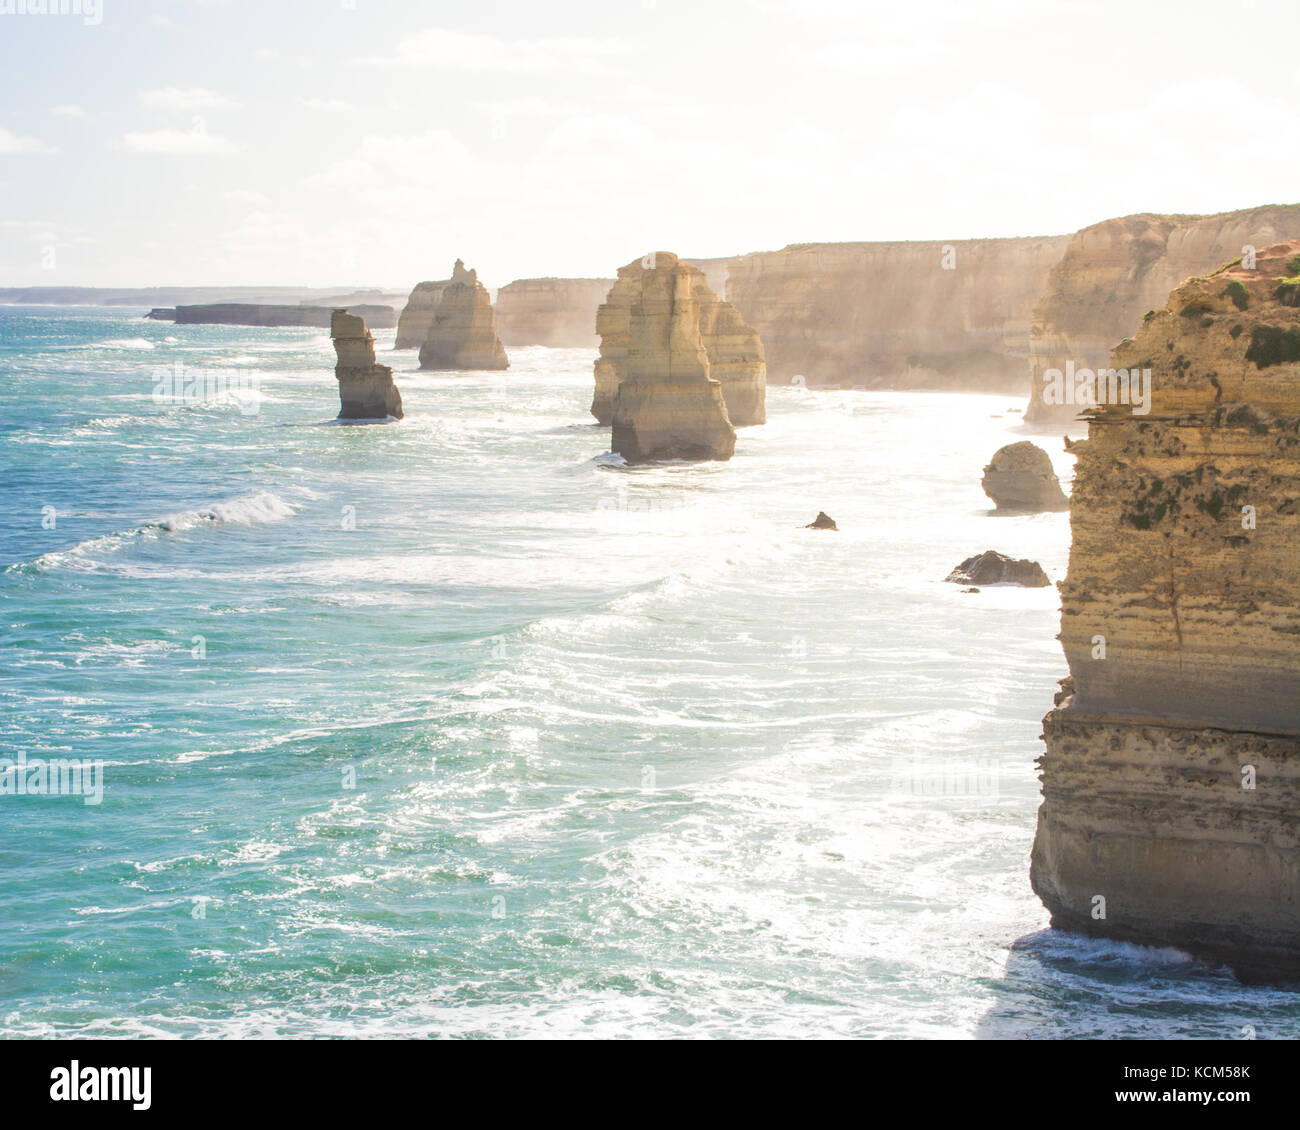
<box><xmin>592</xmin><ymin>252</ymin><xmax>765</xmax><ymax>427</ymax></box>
<box><xmin>417</xmin><ymin>260</ymin><xmax>509</xmax><ymax>371</ymax></box>
<box><xmin>331</xmin><ymin>309</ymin><xmax>403</xmax><ymax>420</ymax></box>
<box><xmin>1030</xmin><ymin>242</ymin><xmax>1300</xmax><ymax>980</ymax></box>
<box><xmin>394</xmin><ymin>275</ymin><xmax>453</xmax><ymax>348</ymax></box>
<box><xmin>1026</xmin><ymin>205</ymin><xmax>1300</xmax><ymax>428</ymax></box>
<box><xmin>609</xmin><ymin>256</ymin><xmax>736</xmax><ymax>464</ymax></box>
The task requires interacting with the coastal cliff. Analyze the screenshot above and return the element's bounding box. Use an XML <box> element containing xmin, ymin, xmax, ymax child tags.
<box><xmin>394</xmin><ymin>275</ymin><xmax>453</xmax><ymax>349</ymax></box>
<box><xmin>147</xmin><ymin>303</ymin><xmax>396</xmax><ymax>329</ymax></box>
<box><xmin>725</xmin><ymin>236</ymin><xmax>1069</xmax><ymax>389</ymax></box>
<box><xmin>609</xmin><ymin>255</ymin><xmax>736</xmax><ymax>464</ymax></box>
<box><xmin>495</xmin><ymin>278</ymin><xmax>613</xmax><ymax>347</ymax></box>
<box><xmin>417</xmin><ymin>259</ymin><xmax>509</xmax><ymax>371</ymax></box>
<box><xmin>1026</xmin><ymin>205</ymin><xmax>1300</xmax><ymax>428</ymax></box>
<box><xmin>594</xmin><ymin>253</ymin><xmax>765</xmax><ymax>426</ymax></box>
<box><xmin>331</xmin><ymin>309</ymin><xmax>403</xmax><ymax>420</ymax></box>
<box><xmin>1029</xmin><ymin>242</ymin><xmax>1300</xmax><ymax>979</ymax></box>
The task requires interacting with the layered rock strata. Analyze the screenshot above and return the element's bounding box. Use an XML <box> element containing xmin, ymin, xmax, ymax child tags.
<box><xmin>1030</xmin><ymin>242</ymin><xmax>1300</xmax><ymax>980</ymax></box>
<box><xmin>593</xmin><ymin>253</ymin><xmax>765</xmax><ymax>427</ymax></box>
<box><xmin>331</xmin><ymin>309</ymin><xmax>403</xmax><ymax>420</ymax></box>
<box><xmin>981</xmin><ymin>441</ymin><xmax>1068</xmax><ymax>511</ymax></box>
<box><xmin>1026</xmin><ymin>205</ymin><xmax>1300</xmax><ymax>427</ymax></box>
<box><xmin>610</xmin><ymin>258</ymin><xmax>736</xmax><ymax>464</ymax></box>
<box><xmin>417</xmin><ymin>260</ymin><xmax>509</xmax><ymax>371</ymax></box>
<box><xmin>495</xmin><ymin>278</ymin><xmax>614</xmax><ymax>347</ymax></box>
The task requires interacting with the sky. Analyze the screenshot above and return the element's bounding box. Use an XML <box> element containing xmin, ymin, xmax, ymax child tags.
<box><xmin>0</xmin><ymin>0</ymin><xmax>1297</xmax><ymax>290</ymax></box>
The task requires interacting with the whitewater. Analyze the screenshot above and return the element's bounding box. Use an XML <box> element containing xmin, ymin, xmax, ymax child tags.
<box><xmin>1</xmin><ymin>306</ymin><xmax>1295</xmax><ymax>1039</ymax></box>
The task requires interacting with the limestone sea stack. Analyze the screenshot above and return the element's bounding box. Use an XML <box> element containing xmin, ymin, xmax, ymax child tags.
<box><xmin>1030</xmin><ymin>241</ymin><xmax>1300</xmax><ymax>980</ymax></box>
<box><xmin>610</xmin><ymin>257</ymin><xmax>736</xmax><ymax>464</ymax></box>
<box><xmin>593</xmin><ymin>253</ymin><xmax>765</xmax><ymax>427</ymax></box>
<box><xmin>981</xmin><ymin>441</ymin><xmax>1069</xmax><ymax>511</ymax></box>
<box><xmin>417</xmin><ymin>260</ymin><xmax>509</xmax><ymax>371</ymax></box>
<box><xmin>331</xmin><ymin>309</ymin><xmax>403</xmax><ymax>420</ymax></box>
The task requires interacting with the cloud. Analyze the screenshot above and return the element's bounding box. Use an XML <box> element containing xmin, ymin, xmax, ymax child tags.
<box><xmin>352</xmin><ymin>27</ymin><xmax>631</xmax><ymax>74</ymax></box>
<box><xmin>120</xmin><ymin>129</ymin><xmax>239</xmax><ymax>155</ymax></box>
<box><xmin>0</xmin><ymin>127</ymin><xmax>56</xmax><ymax>155</ymax></box>
<box><xmin>50</xmin><ymin>105</ymin><xmax>89</xmax><ymax>119</ymax></box>
<box><xmin>139</xmin><ymin>86</ymin><xmax>241</xmax><ymax>110</ymax></box>
<box><xmin>225</xmin><ymin>188</ymin><xmax>269</xmax><ymax>205</ymax></box>
<box><xmin>298</xmin><ymin>97</ymin><xmax>353</xmax><ymax>113</ymax></box>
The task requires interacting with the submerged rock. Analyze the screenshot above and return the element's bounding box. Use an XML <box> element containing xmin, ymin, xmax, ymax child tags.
<box><xmin>945</xmin><ymin>550</ymin><xmax>1049</xmax><ymax>587</ymax></box>
<box><xmin>594</xmin><ymin>252</ymin><xmax>765</xmax><ymax>427</ymax></box>
<box><xmin>805</xmin><ymin>512</ymin><xmax>838</xmax><ymax>530</ymax></box>
<box><xmin>1030</xmin><ymin>240</ymin><xmax>1300</xmax><ymax>980</ymax></box>
<box><xmin>981</xmin><ymin>441</ymin><xmax>1069</xmax><ymax>511</ymax></box>
<box><xmin>331</xmin><ymin>310</ymin><xmax>403</xmax><ymax>420</ymax></box>
<box><xmin>609</xmin><ymin>258</ymin><xmax>736</xmax><ymax>464</ymax></box>
<box><xmin>418</xmin><ymin>259</ymin><xmax>509</xmax><ymax>371</ymax></box>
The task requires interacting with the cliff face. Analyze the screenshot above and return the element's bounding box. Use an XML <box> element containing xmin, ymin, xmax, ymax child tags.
<box><xmin>417</xmin><ymin>260</ymin><xmax>509</xmax><ymax>371</ymax></box>
<box><xmin>495</xmin><ymin>278</ymin><xmax>613</xmax><ymax>347</ymax></box>
<box><xmin>1030</xmin><ymin>242</ymin><xmax>1300</xmax><ymax>980</ymax></box>
<box><xmin>1026</xmin><ymin>205</ymin><xmax>1300</xmax><ymax>427</ymax></box>
<box><xmin>725</xmin><ymin>236</ymin><xmax>1069</xmax><ymax>389</ymax></box>
<box><xmin>331</xmin><ymin>309</ymin><xmax>403</xmax><ymax>420</ymax></box>
<box><xmin>593</xmin><ymin>253</ymin><xmax>765</xmax><ymax>427</ymax></box>
<box><xmin>394</xmin><ymin>277</ymin><xmax>453</xmax><ymax>349</ymax></box>
<box><xmin>610</xmin><ymin>255</ymin><xmax>736</xmax><ymax>464</ymax></box>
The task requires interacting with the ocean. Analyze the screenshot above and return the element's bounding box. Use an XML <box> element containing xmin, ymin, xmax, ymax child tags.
<box><xmin>1</xmin><ymin>305</ymin><xmax>1295</xmax><ymax>1038</ymax></box>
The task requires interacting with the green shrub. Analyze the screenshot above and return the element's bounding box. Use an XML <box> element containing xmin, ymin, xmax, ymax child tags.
<box><xmin>1222</xmin><ymin>279</ymin><xmax>1249</xmax><ymax>310</ymax></box>
<box><xmin>1245</xmin><ymin>324</ymin><xmax>1300</xmax><ymax>369</ymax></box>
<box><xmin>1179</xmin><ymin>301</ymin><xmax>1212</xmax><ymax>317</ymax></box>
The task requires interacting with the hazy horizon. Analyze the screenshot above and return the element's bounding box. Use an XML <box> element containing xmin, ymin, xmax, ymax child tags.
<box><xmin>2</xmin><ymin>0</ymin><xmax>1297</xmax><ymax>289</ymax></box>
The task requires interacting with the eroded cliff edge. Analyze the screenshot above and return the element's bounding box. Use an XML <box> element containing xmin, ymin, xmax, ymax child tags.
<box><xmin>1026</xmin><ymin>205</ymin><xmax>1300</xmax><ymax>428</ymax></box>
<box><xmin>495</xmin><ymin>278</ymin><xmax>614</xmax><ymax>348</ymax></box>
<box><xmin>725</xmin><ymin>237</ymin><xmax>1069</xmax><ymax>389</ymax></box>
<box><xmin>1029</xmin><ymin>243</ymin><xmax>1300</xmax><ymax>980</ymax></box>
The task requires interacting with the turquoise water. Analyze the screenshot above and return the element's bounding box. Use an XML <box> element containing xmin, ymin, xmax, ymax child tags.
<box><xmin>1</xmin><ymin>306</ymin><xmax>1295</xmax><ymax>1038</ymax></box>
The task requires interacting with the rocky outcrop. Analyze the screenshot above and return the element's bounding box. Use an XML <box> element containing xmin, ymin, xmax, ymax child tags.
<box><xmin>1026</xmin><ymin>205</ymin><xmax>1300</xmax><ymax>428</ymax></box>
<box><xmin>609</xmin><ymin>257</ymin><xmax>736</xmax><ymax>464</ymax></box>
<box><xmin>1030</xmin><ymin>241</ymin><xmax>1300</xmax><ymax>980</ymax></box>
<box><xmin>331</xmin><ymin>309</ymin><xmax>403</xmax><ymax>420</ymax></box>
<box><xmin>981</xmin><ymin>441</ymin><xmax>1068</xmax><ymax>511</ymax></box>
<box><xmin>394</xmin><ymin>277</ymin><xmax>453</xmax><ymax>348</ymax></box>
<box><xmin>148</xmin><ymin>303</ymin><xmax>396</xmax><ymax>328</ymax></box>
<box><xmin>417</xmin><ymin>260</ymin><xmax>509</xmax><ymax>371</ymax></box>
<box><xmin>945</xmin><ymin>550</ymin><xmax>1049</xmax><ymax>587</ymax></box>
<box><xmin>725</xmin><ymin>236</ymin><xmax>1070</xmax><ymax>389</ymax></box>
<box><xmin>805</xmin><ymin>512</ymin><xmax>838</xmax><ymax>530</ymax></box>
<box><xmin>495</xmin><ymin>278</ymin><xmax>614</xmax><ymax>347</ymax></box>
<box><xmin>594</xmin><ymin>253</ymin><xmax>765</xmax><ymax>427</ymax></box>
